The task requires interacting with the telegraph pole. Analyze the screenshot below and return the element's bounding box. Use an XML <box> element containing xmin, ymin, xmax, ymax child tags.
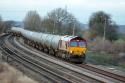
<box><xmin>103</xmin><ymin>17</ymin><xmax>106</xmax><ymax>41</ymax></box>
<box><xmin>73</xmin><ymin>23</ymin><xmax>75</xmax><ymax>36</ymax></box>
<box><xmin>53</xmin><ymin>21</ymin><xmax>55</xmax><ymax>34</ymax></box>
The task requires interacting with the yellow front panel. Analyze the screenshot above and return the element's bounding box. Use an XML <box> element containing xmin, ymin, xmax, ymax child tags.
<box><xmin>68</xmin><ymin>47</ymin><xmax>87</xmax><ymax>56</ymax></box>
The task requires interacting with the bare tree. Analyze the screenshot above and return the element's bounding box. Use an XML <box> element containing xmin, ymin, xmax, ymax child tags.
<box><xmin>43</xmin><ymin>8</ymin><xmax>77</xmax><ymax>35</ymax></box>
<box><xmin>24</xmin><ymin>11</ymin><xmax>42</xmax><ymax>31</ymax></box>
<box><xmin>42</xmin><ymin>18</ymin><xmax>54</xmax><ymax>33</ymax></box>
<box><xmin>0</xmin><ymin>16</ymin><xmax>5</xmax><ymax>34</ymax></box>
<box><xmin>4</xmin><ymin>21</ymin><xmax>15</xmax><ymax>32</ymax></box>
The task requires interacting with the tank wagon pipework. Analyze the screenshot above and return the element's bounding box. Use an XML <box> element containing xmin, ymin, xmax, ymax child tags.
<box><xmin>10</xmin><ymin>27</ymin><xmax>87</xmax><ymax>63</ymax></box>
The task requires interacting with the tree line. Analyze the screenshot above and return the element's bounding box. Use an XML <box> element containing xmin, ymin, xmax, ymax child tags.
<box><xmin>24</xmin><ymin>8</ymin><xmax>82</xmax><ymax>36</ymax></box>
<box><xmin>0</xmin><ymin>8</ymin><xmax>119</xmax><ymax>41</ymax></box>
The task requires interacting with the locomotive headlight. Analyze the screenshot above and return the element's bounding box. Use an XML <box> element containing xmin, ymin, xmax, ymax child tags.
<box><xmin>70</xmin><ymin>51</ymin><xmax>72</xmax><ymax>53</ymax></box>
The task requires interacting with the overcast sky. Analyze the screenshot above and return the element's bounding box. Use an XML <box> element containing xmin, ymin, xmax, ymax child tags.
<box><xmin>0</xmin><ymin>0</ymin><xmax>125</xmax><ymax>25</ymax></box>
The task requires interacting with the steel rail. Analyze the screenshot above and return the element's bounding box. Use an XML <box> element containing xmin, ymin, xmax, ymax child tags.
<box><xmin>78</xmin><ymin>64</ymin><xmax>125</xmax><ymax>83</ymax></box>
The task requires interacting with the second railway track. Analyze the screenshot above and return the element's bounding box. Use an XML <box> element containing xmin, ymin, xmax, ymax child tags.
<box><xmin>16</xmin><ymin>35</ymin><xmax>125</xmax><ymax>83</ymax></box>
<box><xmin>78</xmin><ymin>64</ymin><xmax>125</xmax><ymax>82</ymax></box>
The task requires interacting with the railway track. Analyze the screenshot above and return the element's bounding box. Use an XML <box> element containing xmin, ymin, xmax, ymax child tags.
<box><xmin>15</xmin><ymin>35</ymin><xmax>125</xmax><ymax>83</ymax></box>
<box><xmin>0</xmin><ymin>35</ymin><xmax>76</xmax><ymax>83</ymax></box>
<box><xmin>1</xmin><ymin>34</ymin><xmax>125</xmax><ymax>83</ymax></box>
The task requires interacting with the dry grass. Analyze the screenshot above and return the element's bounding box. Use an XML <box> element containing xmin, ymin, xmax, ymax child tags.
<box><xmin>0</xmin><ymin>62</ymin><xmax>38</xmax><ymax>83</ymax></box>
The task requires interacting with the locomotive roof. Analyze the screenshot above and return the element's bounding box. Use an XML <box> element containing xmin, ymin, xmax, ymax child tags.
<box><xmin>61</xmin><ymin>35</ymin><xmax>79</xmax><ymax>41</ymax></box>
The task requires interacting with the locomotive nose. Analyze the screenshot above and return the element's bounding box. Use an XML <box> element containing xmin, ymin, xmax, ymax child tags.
<box><xmin>69</xmin><ymin>47</ymin><xmax>86</xmax><ymax>56</ymax></box>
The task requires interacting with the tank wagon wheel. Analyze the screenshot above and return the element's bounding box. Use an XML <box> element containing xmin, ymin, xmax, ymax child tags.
<box><xmin>28</xmin><ymin>41</ymin><xmax>31</xmax><ymax>45</ymax></box>
<box><xmin>49</xmin><ymin>49</ymin><xmax>54</xmax><ymax>55</ymax></box>
<box><xmin>41</xmin><ymin>47</ymin><xmax>44</xmax><ymax>52</ymax></box>
<box><xmin>35</xmin><ymin>44</ymin><xmax>38</xmax><ymax>49</ymax></box>
<box><xmin>31</xmin><ymin>42</ymin><xmax>33</xmax><ymax>47</ymax></box>
<box><xmin>29</xmin><ymin>41</ymin><xmax>31</xmax><ymax>45</ymax></box>
<box><xmin>53</xmin><ymin>50</ymin><xmax>56</xmax><ymax>56</ymax></box>
<box><xmin>26</xmin><ymin>40</ymin><xmax>29</xmax><ymax>44</ymax></box>
<box><xmin>32</xmin><ymin>43</ymin><xmax>35</xmax><ymax>47</ymax></box>
<box><xmin>44</xmin><ymin>48</ymin><xmax>46</xmax><ymax>52</ymax></box>
<box><xmin>55</xmin><ymin>51</ymin><xmax>60</xmax><ymax>57</ymax></box>
<box><xmin>34</xmin><ymin>44</ymin><xmax>36</xmax><ymax>48</ymax></box>
<box><xmin>38</xmin><ymin>45</ymin><xmax>42</xmax><ymax>50</ymax></box>
<box><xmin>55</xmin><ymin>51</ymin><xmax>58</xmax><ymax>57</ymax></box>
<box><xmin>48</xmin><ymin>49</ymin><xmax>51</xmax><ymax>54</ymax></box>
<box><xmin>37</xmin><ymin>44</ymin><xmax>39</xmax><ymax>49</ymax></box>
<box><xmin>65</xmin><ymin>54</ymin><xmax>70</xmax><ymax>60</ymax></box>
<box><xmin>38</xmin><ymin>45</ymin><xmax>40</xmax><ymax>50</ymax></box>
<box><xmin>30</xmin><ymin>42</ymin><xmax>32</xmax><ymax>46</ymax></box>
<box><xmin>27</xmin><ymin>40</ymin><xmax>30</xmax><ymax>45</ymax></box>
<box><xmin>24</xmin><ymin>40</ymin><xmax>27</xmax><ymax>44</ymax></box>
<box><xmin>39</xmin><ymin>47</ymin><xmax>41</xmax><ymax>50</ymax></box>
<box><xmin>47</xmin><ymin>49</ymin><xmax>49</xmax><ymax>53</ymax></box>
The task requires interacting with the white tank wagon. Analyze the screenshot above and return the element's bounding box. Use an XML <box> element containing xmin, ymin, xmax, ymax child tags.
<box><xmin>21</xmin><ymin>30</ymin><xmax>42</xmax><ymax>43</ymax></box>
<box><xmin>10</xmin><ymin>27</ymin><xmax>87</xmax><ymax>63</ymax></box>
<box><xmin>10</xmin><ymin>27</ymin><xmax>24</xmax><ymax>36</ymax></box>
<box><xmin>43</xmin><ymin>34</ymin><xmax>62</xmax><ymax>50</ymax></box>
<box><xmin>20</xmin><ymin>30</ymin><xmax>62</xmax><ymax>50</ymax></box>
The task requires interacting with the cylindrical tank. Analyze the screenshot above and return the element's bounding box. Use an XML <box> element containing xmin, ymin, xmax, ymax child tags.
<box><xmin>11</xmin><ymin>27</ymin><xmax>64</xmax><ymax>50</ymax></box>
<box><xmin>43</xmin><ymin>34</ymin><xmax>62</xmax><ymax>49</ymax></box>
<box><xmin>21</xmin><ymin>30</ymin><xmax>42</xmax><ymax>43</ymax></box>
<box><xmin>11</xmin><ymin>27</ymin><xmax>23</xmax><ymax>33</ymax></box>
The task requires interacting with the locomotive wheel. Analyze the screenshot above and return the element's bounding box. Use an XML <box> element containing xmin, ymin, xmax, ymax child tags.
<box><xmin>66</xmin><ymin>54</ymin><xmax>70</xmax><ymax>60</ymax></box>
<box><xmin>53</xmin><ymin>52</ymin><xmax>55</xmax><ymax>56</ymax></box>
<box><xmin>39</xmin><ymin>47</ymin><xmax>42</xmax><ymax>50</ymax></box>
<box><xmin>47</xmin><ymin>49</ymin><xmax>49</xmax><ymax>53</ymax></box>
<box><xmin>55</xmin><ymin>52</ymin><xmax>58</xmax><ymax>57</ymax></box>
<box><xmin>42</xmin><ymin>48</ymin><xmax>44</xmax><ymax>52</ymax></box>
<box><xmin>83</xmin><ymin>55</ymin><xmax>86</xmax><ymax>60</ymax></box>
<box><xmin>33</xmin><ymin>43</ymin><xmax>35</xmax><ymax>47</ymax></box>
<box><xmin>55</xmin><ymin>51</ymin><xmax>60</xmax><ymax>57</ymax></box>
<box><xmin>48</xmin><ymin>49</ymin><xmax>51</xmax><ymax>54</ymax></box>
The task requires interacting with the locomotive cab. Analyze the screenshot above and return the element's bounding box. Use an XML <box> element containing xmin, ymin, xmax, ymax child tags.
<box><xmin>68</xmin><ymin>37</ymin><xmax>87</xmax><ymax>62</ymax></box>
<box><xmin>59</xmin><ymin>36</ymin><xmax>87</xmax><ymax>63</ymax></box>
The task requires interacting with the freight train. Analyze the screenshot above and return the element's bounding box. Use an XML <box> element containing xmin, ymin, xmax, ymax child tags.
<box><xmin>10</xmin><ymin>27</ymin><xmax>87</xmax><ymax>63</ymax></box>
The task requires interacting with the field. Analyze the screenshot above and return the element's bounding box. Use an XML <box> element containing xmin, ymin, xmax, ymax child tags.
<box><xmin>0</xmin><ymin>62</ymin><xmax>38</xmax><ymax>83</ymax></box>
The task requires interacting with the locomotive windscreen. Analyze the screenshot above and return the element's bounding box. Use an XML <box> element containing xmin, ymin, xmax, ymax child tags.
<box><xmin>70</xmin><ymin>41</ymin><xmax>86</xmax><ymax>47</ymax></box>
<box><xmin>69</xmin><ymin>37</ymin><xmax>87</xmax><ymax>47</ymax></box>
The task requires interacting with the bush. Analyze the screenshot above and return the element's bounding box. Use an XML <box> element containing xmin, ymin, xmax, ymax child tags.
<box><xmin>89</xmin><ymin>38</ymin><xmax>125</xmax><ymax>54</ymax></box>
<box><xmin>113</xmin><ymin>39</ymin><xmax>125</xmax><ymax>53</ymax></box>
<box><xmin>119</xmin><ymin>63</ymin><xmax>125</xmax><ymax>69</ymax></box>
<box><xmin>86</xmin><ymin>52</ymin><xmax>119</xmax><ymax>66</ymax></box>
